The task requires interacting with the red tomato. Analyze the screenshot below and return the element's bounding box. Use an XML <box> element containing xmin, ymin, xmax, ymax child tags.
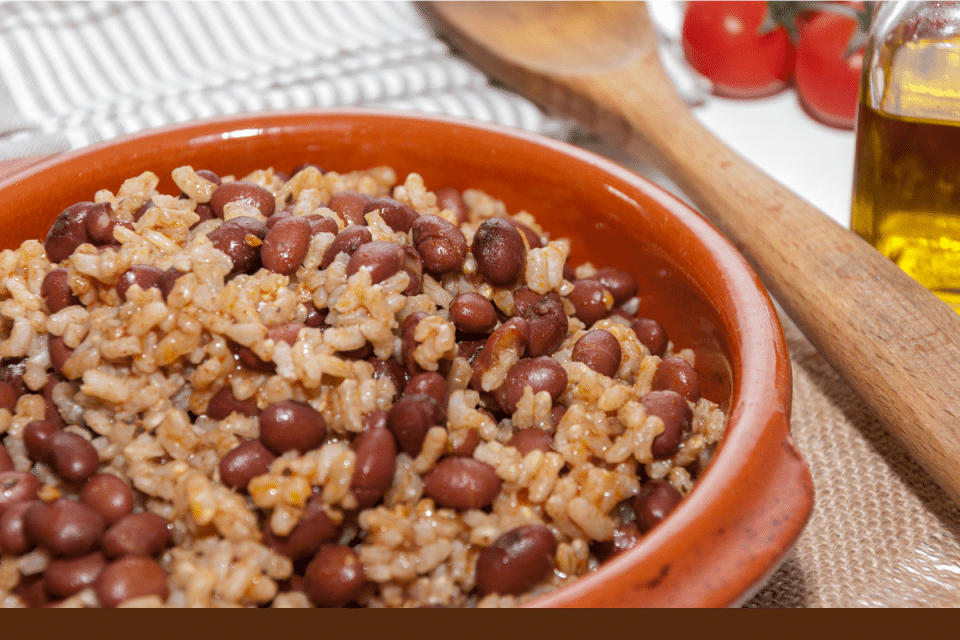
<box><xmin>794</xmin><ymin>11</ymin><xmax>864</xmax><ymax>129</ymax></box>
<box><xmin>796</xmin><ymin>1</ymin><xmax>866</xmax><ymax>35</ymax></box>
<box><xmin>681</xmin><ymin>1</ymin><xmax>795</xmax><ymax>99</ymax></box>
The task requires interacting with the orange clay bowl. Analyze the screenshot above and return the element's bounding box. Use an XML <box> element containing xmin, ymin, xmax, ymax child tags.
<box><xmin>0</xmin><ymin>110</ymin><xmax>812</xmax><ymax>608</ymax></box>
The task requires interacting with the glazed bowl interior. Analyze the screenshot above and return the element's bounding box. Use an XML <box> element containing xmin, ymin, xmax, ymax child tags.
<box><xmin>0</xmin><ymin>110</ymin><xmax>812</xmax><ymax>607</ymax></box>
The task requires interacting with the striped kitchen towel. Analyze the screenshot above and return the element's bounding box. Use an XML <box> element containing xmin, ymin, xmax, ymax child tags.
<box><xmin>0</xmin><ymin>1</ymin><xmax>704</xmax><ymax>162</ymax></box>
<box><xmin>0</xmin><ymin>0</ymin><xmax>575</xmax><ymax>160</ymax></box>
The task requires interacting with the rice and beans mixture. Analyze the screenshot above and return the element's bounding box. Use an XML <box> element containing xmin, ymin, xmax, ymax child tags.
<box><xmin>0</xmin><ymin>162</ymin><xmax>726</xmax><ymax>607</ymax></box>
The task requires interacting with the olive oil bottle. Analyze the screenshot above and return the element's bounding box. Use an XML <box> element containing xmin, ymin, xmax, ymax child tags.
<box><xmin>851</xmin><ymin>1</ymin><xmax>960</xmax><ymax>310</ymax></box>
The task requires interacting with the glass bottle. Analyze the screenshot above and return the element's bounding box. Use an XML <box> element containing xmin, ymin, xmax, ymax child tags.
<box><xmin>851</xmin><ymin>1</ymin><xmax>960</xmax><ymax>310</ymax></box>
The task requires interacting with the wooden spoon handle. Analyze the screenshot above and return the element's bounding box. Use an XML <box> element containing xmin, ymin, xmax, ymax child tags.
<box><xmin>571</xmin><ymin>47</ymin><xmax>960</xmax><ymax>503</ymax></box>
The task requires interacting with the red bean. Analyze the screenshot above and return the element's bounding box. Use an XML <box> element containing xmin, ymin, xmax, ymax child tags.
<box><xmin>265</xmin><ymin>209</ymin><xmax>292</xmax><ymax>229</ymax></box>
<box><xmin>345</xmin><ymin>241</ymin><xmax>405</xmax><ymax>284</ymax></box>
<box><xmin>522</xmin><ymin>287</ymin><xmax>559</xmax><ymax>321</ymax></box>
<box><xmin>303</xmin><ymin>544</ymin><xmax>366</xmax><ymax>607</ymax></box>
<box><xmin>303</xmin><ymin>303</ymin><xmax>327</xmax><ymax>330</ymax></box>
<box><xmin>386</xmin><ymin>395</ymin><xmax>444</xmax><ymax>457</ymax></box>
<box><xmin>195</xmin><ymin>169</ymin><xmax>222</xmax><ymax>186</ymax></box>
<box><xmin>634</xmin><ymin>479</ymin><xmax>683</xmax><ymax>533</ymax></box>
<box><xmin>631</xmin><ymin>317</ymin><xmax>668</xmax><ymax>357</ymax></box>
<box><xmin>231</xmin><ymin>339</ymin><xmax>275</xmax><ymax>374</ymax></box>
<box><xmin>506</xmin><ymin>220</ymin><xmax>541</xmax><ymax>251</ymax></box>
<box><xmin>13</xmin><ymin>573</ymin><xmax>48</xmax><ymax>607</ymax></box>
<box><xmin>335</xmin><ymin>340</ymin><xmax>374</xmax><ymax>361</ymax></box>
<box><xmin>0</xmin><ymin>471</ymin><xmax>41</xmax><ymax>515</ymax></box>
<box><xmin>207</xmin><ymin>216</ymin><xmax>268</xmax><ymax>276</ymax></box>
<box><xmin>262</xmin><ymin>494</ymin><xmax>339</xmax><ymax>560</ymax></box>
<box><xmin>449</xmin><ymin>428</ymin><xmax>481</xmax><ymax>457</ymax></box>
<box><xmin>568</xmin><ymin>279</ymin><xmax>612</xmax><ymax>326</ymax></box>
<box><xmin>434</xmin><ymin>187</ymin><xmax>468</xmax><ymax>225</ymax></box>
<box><xmin>403</xmin><ymin>372</ymin><xmax>448</xmax><ymax>408</ymax></box>
<box><xmin>79</xmin><ymin>473</ymin><xmax>134</xmax><ymax>525</ymax></box>
<box><xmin>304</xmin><ymin>214</ymin><xmax>339</xmax><ymax>236</ymax></box>
<box><xmin>205</xmin><ymin>386</ymin><xmax>260</xmax><ymax>420</ymax></box>
<box><xmin>0</xmin><ymin>383</ymin><xmax>17</xmax><ymax>416</ymax></box>
<box><xmin>0</xmin><ymin>500</ymin><xmax>35</xmax><ymax>554</ymax></box>
<box><xmin>259</xmin><ymin>400</ymin><xmax>327</xmax><ymax>454</ymax></box>
<box><xmin>327</xmin><ymin>190</ymin><xmax>372</xmax><ymax>227</ymax></box>
<box><xmin>571</xmin><ymin>330</ymin><xmax>622</xmax><ymax>378</ymax></box>
<box><xmin>642</xmin><ymin>390</ymin><xmax>693</xmax><ymax>459</ymax></box>
<box><xmin>219</xmin><ymin>439</ymin><xmax>276</xmax><ymax>491</ymax></box>
<box><xmin>84</xmin><ymin>203</ymin><xmax>127</xmax><ymax>246</ymax></box>
<box><xmin>50</xmin><ymin>431</ymin><xmax>99</xmax><ymax>484</ymax></box>
<box><xmin>267</xmin><ymin>321</ymin><xmax>305</xmax><ymax>346</ymax></box>
<box><xmin>158</xmin><ymin>267</ymin><xmax>184</xmax><ymax>302</ymax></box>
<box><xmin>401</xmin><ymin>245</ymin><xmax>423</xmax><ymax>296</ymax></box>
<box><xmin>400</xmin><ymin>312</ymin><xmax>429</xmax><ymax>377</ymax></box>
<box><xmin>41</xmin><ymin>268</ymin><xmax>80</xmax><ymax>313</ymax></box>
<box><xmin>471</xmin><ymin>218</ymin><xmax>526</xmax><ymax>286</ymax></box>
<box><xmin>469</xmin><ymin>317</ymin><xmax>530</xmax><ymax>392</ymax></box>
<box><xmin>350</xmin><ymin>413</ymin><xmax>398</xmax><ymax>508</ymax></box>
<box><xmin>501</xmin><ymin>357</ymin><xmax>568</xmax><ymax>414</ymax></box>
<box><xmin>475</xmin><ymin>524</ymin><xmax>556</xmax><ymax>596</ymax></box>
<box><xmin>191</xmin><ymin>203</ymin><xmax>215</xmax><ymax>228</ymax></box>
<box><xmin>508</xmin><ymin>428</ymin><xmax>554</xmax><ymax>456</ymax></box>
<box><xmin>44</xmin><ymin>202</ymin><xmax>96</xmax><ymax>263</ymax></box>
<box><xmin>594</xmin><ymin>521</ymin><xmax>643</xmax><ymax>561</ymax></box>
<box><xmin>422</xmin><ymin>457</ymin><xmax>500</xmax><ymax>510</ymax></box>
<box><xmin>0</xmin><ymin>444</ymin><xmax>13</xmax><ymax>473</ymax></box>
<box><xmin>363</xmin><ymin>197</ymin><xmax>418</xmax><ymax>233</ymax></box>
<box><xmin>24</xmin><ymin>498</ymin><xmax>105</xmax><ymax>556</ymax></box>
<box><xmin>594</xmin><ymin>267</ymin><xmax>637</xmax><ymax>306</ymax></box>
<box><xmin>47</xmin><ymin>336</ymin><xmax>73</xmax><ymax>379</ymax></box>
<box><xmin>261</xmin><ymin>215</ymin><xmax>311</xmax><ymax>275</ymax></box>
<box><xmin>43</xmin><ymin>551</ymin><xmax>107</xmax><ymax>599</ymax></box>
<box><xmin>368</xmin><ymin>358</ymin><xmax>406</xmax><ymax>402</ymax></box>
<box><xmin>456</xmin><ymin>339</ymin><xmax>485</xmax><ymax>367</ymax></box>
<box><xmin>209</xmin><ymin>181</ymin><xmax>275</xmax><ymax>218</ymax></box>
<box><xmin>652</xmin><ymin>356</ymin><xmax>701</xmax><ymax>402</ymax></box>
<box><xmin>23</xmin><ymin>420</ymin><xmax>60</xmax><ymax>463</ymax></box>
<box><xmin>0</xmin><ymin>360</ymin><xmax>28</xmax><ymax>399</ymax></box>
<box><xmin>95</xmin><ymin>556</ymin><xmax>169</xmax><ymax>607</ymax></box>
<box><xmin>550</xmin><ymin>404</ymin><xmax>567</xmax><ymax>428</ymax></box>
<box><xmin>116</xmin><ymin>264</ymin><xmax>164</xmax><ymax>301</ymax></box>
<box><xmin>513</xmin><ymin>289</ymin><xmax>567</xmax><ymax>357</ymax></box>
<box><xmin>320</xmin><ymin>225</ymin><xmax>372</xmax><ymax>269</ymax></box>
<box><xmin>450</xmin><ymin>292</ymin><xmax>497</xmax><ymax>334</ymax></box>
<box><xmin>101</xmin><ymin>512</ymin><xmax>172</xmax><ymax>558</ymax></box>
<box><xmin>41</xmin><ymin>377</ymin><xmax>65</xmax><ymax>428</ymax></box>
<box><xmin>411</xmin><ymin>214</ymin><xmax>468</xmax><ymax>275</ymax></box>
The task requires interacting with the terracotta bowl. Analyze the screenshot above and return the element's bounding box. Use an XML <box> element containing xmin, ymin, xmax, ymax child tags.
<box><xmin>0</xmin><ymin>110</ymin><xmax>812</xmax><ymax>607</ymax></box>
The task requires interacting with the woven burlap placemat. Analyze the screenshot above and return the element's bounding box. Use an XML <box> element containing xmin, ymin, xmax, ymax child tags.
<box><xmin>743</xmin><ymin>310</ymin><xmax>960</xmax><ymax>607</ymax></box>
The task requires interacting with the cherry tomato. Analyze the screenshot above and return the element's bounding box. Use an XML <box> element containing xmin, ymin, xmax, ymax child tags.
<box><xmin>794</xmin><ymin>11</ymin><xmax>864</xmax><ymax>129</ymax></box>
<box><xmin>796</xmin><ymin>1</ymin><xmax>866</xmax><ymax>36</ymax></box>
<box><xmin>681</xmin><ymin>1</ymin><xmax>795</xmax><ymax>99</ymax></box>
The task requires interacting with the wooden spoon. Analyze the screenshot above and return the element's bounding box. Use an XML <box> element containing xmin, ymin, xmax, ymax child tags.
<box><xmin>427</xmin><ymin>1</ymin><xmax>960</xmax><ymax>504</ymax></box>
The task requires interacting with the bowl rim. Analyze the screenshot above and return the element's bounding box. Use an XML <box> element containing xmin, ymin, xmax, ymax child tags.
<box><xmin>0</xmin><ymin>108</ymin><xmax>813</xmax><ymax>607</ymax></box>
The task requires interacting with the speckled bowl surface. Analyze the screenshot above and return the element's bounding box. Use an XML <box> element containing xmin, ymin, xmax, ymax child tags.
<box><xmin>0</xmin><ymin>110</ymin><xmax>813</xmax><ymax>608</ymax></box>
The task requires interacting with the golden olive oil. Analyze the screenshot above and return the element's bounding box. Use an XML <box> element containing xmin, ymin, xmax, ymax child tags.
<box><xmin>852</xmin><ymin>36</ymin><xmax>960</xmax><ymax>309</ymax></box>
